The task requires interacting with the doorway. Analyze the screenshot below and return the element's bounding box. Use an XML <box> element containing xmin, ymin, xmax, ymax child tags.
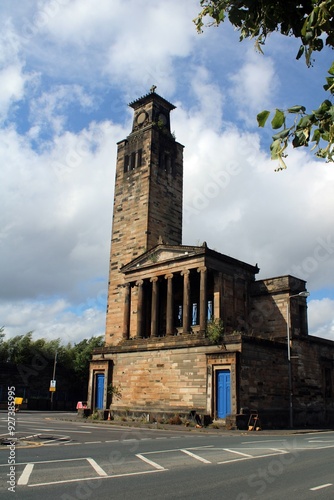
<box><xmin>95</xmin><ymin>373</ymin><xmax>105</xmax><ymax>410</ymax></box>
<box><xmin>216</xmin><ymin>369</ymin><xmax>231</xmax><ymax>419</ymax></box>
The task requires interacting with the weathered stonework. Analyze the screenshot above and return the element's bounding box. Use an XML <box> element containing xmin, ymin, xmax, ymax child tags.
<box><xmin>87</xmin><ymin>90</ymin><xmax>334</xmax><ymax>428</ymax></box>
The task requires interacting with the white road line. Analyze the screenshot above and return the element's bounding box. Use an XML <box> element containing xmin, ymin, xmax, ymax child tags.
<box><xmin>180</xmin><ymin>449</ymin><xmax>211</xmax><ymax>464</ymax></box>
<box><xmin>105</xmin><ymin>439</ymin><xmax>120</xmax><ymax>443</ymax></box>
<box><xmin>84</xmin><ymin>441</ymin><xmax>101</xmax><ymax>444</ymax></box>
<box><xmin>270</xmin><ymin>448</ymin><xmax>289</xmax><ymax>454</ymax></box>
<box><xmin>86</xmin><ymin>458</ymin><xmax>108</xmax><ymax>476</ymax></box>
<box><xmin>241</xmin><ymin>439</ymin><xmax>286</xmax><ymax>444</ymax></box>
<box><xmin>310</xmin><ymin>483</ymin><xmax>333</xmax><ymax>491</ymax></box>
<box><xmin>136</xmin><ymin>453</ymin><xmax>166</xmax><ymax>470</ymax></box>
<box><xmin>223</xmin><ymin>448</ymin><xmax>253</xmax><ymax>458</ymax></box>
<box><xmin>17</xmin><ymin>463</ymin><xmax>34</xmax><ymax>485</ymax></box>
<box><xmin>28</xmin><ymin>469</ymin><xmax>164</xmax><ymax>488</ymax></box>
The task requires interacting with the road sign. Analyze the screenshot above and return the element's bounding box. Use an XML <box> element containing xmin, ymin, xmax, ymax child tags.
<box><xmin>49</xmin><ymin>380</ymin><xmax>56</xmax><ymax>392</ymax></box>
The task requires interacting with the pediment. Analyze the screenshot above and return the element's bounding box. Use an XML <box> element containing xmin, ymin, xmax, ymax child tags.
<box><xmin>121</xmin><ymin>244</ymin><xmax>205</xmax><ymax>273</ymax></box>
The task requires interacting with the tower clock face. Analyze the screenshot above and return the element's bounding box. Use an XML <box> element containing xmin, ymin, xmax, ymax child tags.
<box><xmin>136</xmin><ymin>111</ymin><xmax>147</xmax><ymax>125</ymax></box>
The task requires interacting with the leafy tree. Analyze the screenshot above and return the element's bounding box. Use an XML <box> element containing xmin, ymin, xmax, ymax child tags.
<box><xmin>194</xmin><ymin>1</ymin><xmax>334</xmax><ymax>168</ymax></box>
<box><xmin>0</xmin><ymin>331</ymin><xmax>104</xmax><ymax>400</ymax></box>
<box><xmin>71</xmin><ymin>336</ymin><xmax>104</xmax><ymax>382</ymax></box>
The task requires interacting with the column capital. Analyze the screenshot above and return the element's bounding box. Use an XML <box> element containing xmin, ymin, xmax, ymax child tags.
<box><xmin>197</xmin><ymin>266</ymin><xmax>207</xmax><ymax>273</ymax></box>
<box><xmin>165</xmin><ymin>273</ymin><xmax>173</xmax><ymax>280</ymax></box>
<box><xmin>136</xmin><ymin>279</ymin><xmax>144</xmax><ymax>287</ymax></box>
<box><xmin>150</xmin><ymin>276</ymin><xmax>159</xmax><ymax>283</ymax></box>
<box><xmin>181</xmin><ymin>269</ymin><xmax>190</xmax><ymax>277</ymax></box>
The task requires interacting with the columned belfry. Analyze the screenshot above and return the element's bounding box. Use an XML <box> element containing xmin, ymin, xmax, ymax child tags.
<box><xmin>106</xmin><ymin>89</ymin><xmax>184</xmax><ymax>344</ymax></box>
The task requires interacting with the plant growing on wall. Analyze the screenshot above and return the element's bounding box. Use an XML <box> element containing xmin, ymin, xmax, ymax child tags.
<box><xmin>107</xmin><ymin>384</ymin><xmax>122</xmax><ymax>402</ymax></box>
<box><xmin>206</xmin><ymin>318</ymin><xmax>225</xmax><ymax>345</ymax></box>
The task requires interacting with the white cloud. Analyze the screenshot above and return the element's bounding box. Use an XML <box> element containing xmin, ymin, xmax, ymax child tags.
<box><xmin>0</xmin><ymin>298</ymin><xmax>106</xmax><ymax>344</ymax></box>
<box><xmin>308</xmin><ymin>299</ymin><xmax>334</xmax><ymax>341</ymax></box>
<box><xmin>29</xmin><ymin>84</ymin><xmax>96</xmax><ymax>137</ymax></box>
<box><xmin>0</xmin><ymin>1</ymin><xmax>333</xmax><ymax>346</ymax></box>
<box><xmin>228</xmin><ymin>48</ymin><xmax>278</xmax><ymax>123</ymax></box>
<box><xmin>0</xmin><ymin>21</ymin><xmax>34</xmax><ymax>121</ymax></box>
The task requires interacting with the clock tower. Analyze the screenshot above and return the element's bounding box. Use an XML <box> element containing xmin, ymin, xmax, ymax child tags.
<box><xmin>105</xmin><ymin>88</ymin><xmax>184</xmax><ymax>344</ymax></box>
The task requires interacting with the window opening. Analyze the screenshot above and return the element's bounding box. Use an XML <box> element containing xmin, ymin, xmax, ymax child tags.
<box><xmin>192</xmin><ymin>303</ymin><xmax>198</xmax><ymax>326</ymax></box>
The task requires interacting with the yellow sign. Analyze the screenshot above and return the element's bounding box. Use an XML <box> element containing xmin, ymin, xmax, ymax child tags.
<box><xmin>49</xmin><ymin>380</ymin><xmax>56</xmax><ymax>391</ymax></box>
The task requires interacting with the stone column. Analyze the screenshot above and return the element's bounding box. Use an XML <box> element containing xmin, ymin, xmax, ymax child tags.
<box><xmin>122</xmin><ymin>283</ymin><xmax>131</xmax><ymax>339</ymax></box>
<box><xmin>181</xmin><ymin>269</ymin><xmax>190</xmax><ymax>333</ymax></box>
<box><xmin>136</xmin><ymin>280</ymin><xmax>144</xmax><ymax>338</ymax></box>
<box><xmin>198</xmin><ymin>266</ymin><xmax>207</xmax><ymax>333</ymax></box>
<box><xmin>150</xmin><ymin>277</ymin><xmax>159</xmax><ymax>337</ymax></box>
<box><xmin>165</xmin><ymin>273</ymin><xmax>173</xmax><ymax>336</ymax></box>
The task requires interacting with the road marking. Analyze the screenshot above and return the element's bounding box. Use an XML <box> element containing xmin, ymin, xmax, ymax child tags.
<box><xmin>17</xmin><ymin>463</ymin><xmax>34</xmax><ymax>485</ymax></box>
<box><xmin>136</xmin><ymin>453</ymin><xmax>166</xmax><ymax>470</ymax></box>
<box><xmin>180</xmin><ymin>449</ymin><xmax>211</xmax><ymax>463</ymax></box>
<box><xmin>28</xmin><ymin>469</ymin><xmax>164</xmax><ymax>487</ymax></box>
<box><xmin>84</xmin><ymin>441</ymin><xmax>102</xmax><ymax>444</ymax></box>
<box><xmin>223</xmin><ymin>448</ymin><xmax>253</xmax><ymax>458</ymax></box>
<box><xmin>105</xmin><ymin>439</ymin><xmax>120</xmax><ymax>443</ymax></box>
<box><xmin>86</xmin><ymin>458</ymin><xmax>108</xmax><ymax>476</ymax></box>
<box><xmin>241</xmin><ymin>439</ymin><xmax>287</xmax><ymax>444</ymax></box>
<box><xmin>310</xmin><ymin>483</ymin><xmax>333</xmax><ymax>491</ymax></box>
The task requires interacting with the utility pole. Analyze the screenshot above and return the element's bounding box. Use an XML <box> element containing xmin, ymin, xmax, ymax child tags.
<box><xmin>50</xmin><ymin>351</ymin><xmax>57</xmax><ymax>411</ymax></box>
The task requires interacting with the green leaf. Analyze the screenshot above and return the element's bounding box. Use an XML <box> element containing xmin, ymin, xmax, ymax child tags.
<box><xmin>292</xmin><ymin>130</ymin><xmax>309</xmax><ymax>148</ymax></box>
<box><xmin>296</xmin><ymin>114</ymin><xmax>315</xmax><ymax>129</ymax></box>
<box><xmin>257</xmin><ymin>110</ymin><xmax>270</xmax><ymax>127</ymax></box>
<box><xmin>271</xmin><ymin>109</ymin><xmax>285</xmax><ymax>129</ymax></box>
<box><xmin>311</xmin><ymin>128</ymin><xmax>321</xmax><ymax>143</ymax></box>
<box><xmin>272</xmin><ymin>128</ymin><xmax>290</xmax><ymax>141</ymax></box>
<box><xmin>287</xmin><ymin>105</ymin><xmax>306</xmax><ymax>114</ymax></box>
<box><xmin>296</xmin><ymin>45</ymin><xmax>304</xmax><ymax>60</ymax></box>
<box><xmin>328</xmin><ymin>62</ymin><xmax>334</xmax><ymax>76</ymax></box>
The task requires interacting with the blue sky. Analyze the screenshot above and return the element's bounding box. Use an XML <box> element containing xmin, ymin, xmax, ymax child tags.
<box><xmin>1</xmin><ymin>0</ymin><xmax>334</xmax><ymax>344</ymax></box>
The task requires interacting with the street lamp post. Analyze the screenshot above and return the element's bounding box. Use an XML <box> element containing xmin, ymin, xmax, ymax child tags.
<box><xmin>286</xmin><ymin>291</ymin><xmax>310</xmax><ymax>428</ymax></box>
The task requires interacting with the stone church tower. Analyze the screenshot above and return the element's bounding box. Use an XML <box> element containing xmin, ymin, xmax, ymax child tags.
<box><xmin>106</xmin><ymin>89</ymin><xmax>184</xmax><ymax>345</ymax></box>
<box><xmin>86</xmin><ymin>89</ymin><xmax>331</xmax><ymax>430</ymax></box>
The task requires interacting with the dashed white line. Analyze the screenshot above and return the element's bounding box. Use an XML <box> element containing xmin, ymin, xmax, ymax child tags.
<box><xmin>310</xmin><ymin>483</ymin><xmax>333</xmax><ymax>491</ymax></box>
<box><xmin>223</xmin><ymin>448</ymin><xmax>253</xmax><ymax>458</ymax></box>
<box><xmin>84</xmin><ymin>441</ymin><xmax>102</xmax><ymax>444</ymax></box>
<box><xmin>86</xmin><ymin>458</ymin><xmax>108</xmax><ymax>476</ymax></box>
<box><xmin>17</xmin><ymin>463</ymin><xmax>34</xmax><ymax>485</ymax></box>
<box><xmin>28</xmin><ymin>469</ymin><xmax>164</xmax><ymax>487</ymax></box>
<box><xmin>136</xmin><ymin>453</ymin><xmax>166</xmax><ymax>470</ymax></box>
<box><xmin>180</xmin><ymin>449</ymin><xmax>211</xmax><ymax>464</ymax></box>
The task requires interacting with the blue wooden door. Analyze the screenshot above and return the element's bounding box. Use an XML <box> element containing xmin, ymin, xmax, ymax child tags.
<box><xmin>95</xmin><ymin>373</ymin><xmax>105</xmax><ymax>410</ymax></box>
<box><xmin>216</xmin><ymin>370</ymin><xmax>231</xmax><ymax>418</ymax></box>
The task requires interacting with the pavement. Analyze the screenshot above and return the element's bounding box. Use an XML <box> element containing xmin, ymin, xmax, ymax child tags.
<box><xmin>47</xmin><ymin>411</ymin><xmax>334</xmax><ymax>436</ymax></box>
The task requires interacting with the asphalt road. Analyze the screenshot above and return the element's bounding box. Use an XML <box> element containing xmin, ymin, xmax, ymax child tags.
<box><xmin>0</xmin><ymin>412</ymin><xmax>334</xmax><ymax>499</ymax></box>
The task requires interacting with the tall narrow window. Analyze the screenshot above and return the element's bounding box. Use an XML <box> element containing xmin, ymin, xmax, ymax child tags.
<box><xmin>177</xmin><ymin>304</ymin><xmax>182</xmax><ymax>326</ymax></box>
<box><xmin>130</xmin><ymin>152</ymin><xmax>136</xmax><ymax>170</ymax></box>
<box><xmin>192</xmin><ymin>303</ymin><xmax>198</xmax><ymax>326</ymax></box>
<box><xmin>207</xmin><ymin>300</ymin><xmax>213</xmax><ymax>321</ymax></box>
<box><xmin>137</xmin><ymin>149</ymin><xmax>142</xmax><ymax>168</ymax></box>
<box><xmin>124</xmin><ymin>155</ymin><xmax>130</xmax><ymax>172</ymax></box>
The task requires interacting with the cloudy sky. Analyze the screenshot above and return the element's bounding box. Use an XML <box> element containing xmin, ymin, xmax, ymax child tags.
<box><xmin>1</xmin><ymin>0</ymin><xmax>334</xmax><ymax>345</ymax></box>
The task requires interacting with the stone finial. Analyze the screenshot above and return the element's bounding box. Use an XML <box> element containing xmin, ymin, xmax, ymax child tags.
<box><xmin>150</xmin><ymin>85</ymin><xmax>157</xmax><ymax>93</ymax></box>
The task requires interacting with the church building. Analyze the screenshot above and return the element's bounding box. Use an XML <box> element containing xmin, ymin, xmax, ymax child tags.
<box><xmin>87</xmin><ymin>89</ymin><xmax>334</xmax><ymax>428</ymax></box>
